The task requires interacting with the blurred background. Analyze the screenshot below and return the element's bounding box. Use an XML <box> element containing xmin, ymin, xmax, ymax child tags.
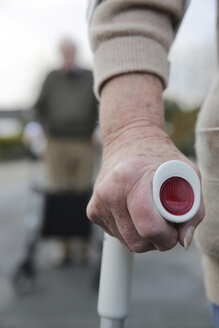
<box><xmin>0</xmin><ymin>0</ymin><xmax>217</xmax><ymax>327</ymax></box>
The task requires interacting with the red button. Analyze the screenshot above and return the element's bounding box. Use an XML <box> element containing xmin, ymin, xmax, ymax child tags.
<box><xmin>160</xmin><ymin>177</ymin><xmax>194</xmax><ymax>215</ymax></box>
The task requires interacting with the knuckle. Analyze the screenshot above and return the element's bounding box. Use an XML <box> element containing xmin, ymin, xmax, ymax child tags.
<box><xmin>97</xmin><ymin>183</ymin><xmax>123</xmax><ymax>208</ymax></box>
<box><xmin>86</xmin><ymin>200</ymin><xmax>93</xmax><ymax>218</ymax></box>
<box><xmin>123</xmin><ymin>233</ymin><xmax>148</xmax><ymax>253</ymax></box>
<box><xmin>129</xmin><ymin>241</ymin><xmax>149</xmax><ymax>253</ymax></box>
<box><xmin>96</xmin><ymin>180</ymin><xmax>113</xmax><ymax>201</ymax></box>
<box><xmin>94</xmin><ymin>164</ymin><xmax>130</xmax><ymax>207</ymax></box>
<box><xmin>86</xmin><ymin>194</ymin><xmax>102</xmax><ymax>223</ymax></box>
<box><xmin>86</xmin><ymin>204</ymin><xmax>97</xmax><ymax>223</ymax></box>
<box><xmin>126</xmin><ymin>233</ymin><xmax>155</xmax><ymax>253</ymax></box>
<box><xmin>111</xmin><ymin>164</ymin><xmax>128</xmax><ymax>184</ymax></box>
<box><xmin>157</xmin><ymin>247</ymin><xmax>168</xmax><ymax>252</ymax></box>
<box><xmin>157</xmin><ymin>237</ymin><xmax>178</xmax><ymax>252</ymax></box>
<box><xmin>138</xmin><ymin>220</ymin><xmax>158</xmax><ymax>239</ymax></box>
<box><xmin>158</xmin><ymin>245</ymin><xmax>173</xmax><ymax>252</ymax></box>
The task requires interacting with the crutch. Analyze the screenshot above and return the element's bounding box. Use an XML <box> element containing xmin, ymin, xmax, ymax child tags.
<box><xmin>98</xmin><ymin>160</ymin><xmax>201</xmax><ymax>328</ymax></box>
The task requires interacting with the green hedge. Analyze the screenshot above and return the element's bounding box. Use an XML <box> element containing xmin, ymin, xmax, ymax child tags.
<box><xmin>0</xmin><ymin>133</ymin><xmax>26</xmax><ymax>160</ymax></box>
<box><xmin>164</xmin><ymin>100</ymin><xmax>199</xmax><ymax>157</ymax></box>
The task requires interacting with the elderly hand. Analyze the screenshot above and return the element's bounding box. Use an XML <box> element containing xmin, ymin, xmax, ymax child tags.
<box><xmin>87</xmin><ymin>74</ymin><xmax>205</xmax><ymax>252</ymax></box>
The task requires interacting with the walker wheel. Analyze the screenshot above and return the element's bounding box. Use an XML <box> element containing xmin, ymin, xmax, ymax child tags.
<box><xmin>12</xmin><ymin>260</ymin><xmax>36</xmax><ymax>295</ymax></box>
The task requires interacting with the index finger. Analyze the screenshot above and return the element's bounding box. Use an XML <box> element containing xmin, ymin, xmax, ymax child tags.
<box><xmin>127</xmin><ymin>170</ymin><xmax>178</xmax><ymax>251</ymax></box>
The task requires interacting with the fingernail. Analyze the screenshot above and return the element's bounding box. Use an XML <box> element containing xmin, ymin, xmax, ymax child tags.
<box><xmin>184</xmin><ymin>226</ymin><xmax>195</xmax><ymax>250</ymax></box>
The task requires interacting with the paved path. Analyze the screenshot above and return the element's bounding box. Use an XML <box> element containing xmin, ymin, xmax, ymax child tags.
<box><xmin>0</xmin><ymin>160</ymin><xmax>214</xmax><ymax>328</ymax></box>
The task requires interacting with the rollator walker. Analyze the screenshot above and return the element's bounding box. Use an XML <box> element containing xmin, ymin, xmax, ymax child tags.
<box><xmin>97</xmin><ymin>160</ymin><xmax>201</xmax><ymax>328</ymax></box>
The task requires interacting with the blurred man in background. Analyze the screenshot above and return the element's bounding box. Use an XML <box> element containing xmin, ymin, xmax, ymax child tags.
<box><xmin>34</xmin><ymin>38</ymin><xmax>98</xmax><ymax>264</ymax></box>
<box><xmin>35</xmin><ymin>38</ymin><xmax>97</xmax><ymax>191</ymax></box>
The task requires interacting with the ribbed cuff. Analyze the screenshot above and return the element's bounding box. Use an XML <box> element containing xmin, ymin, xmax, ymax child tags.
<box><xmin>93</xmin><ymin>36</ymin><xmax>169</xmax><ymax>97</ymax></box>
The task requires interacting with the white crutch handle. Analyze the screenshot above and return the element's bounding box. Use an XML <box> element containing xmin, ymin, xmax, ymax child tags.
<box><xmin>98</xmin><ymin>234</ymin><xmax>133</xmax><ymax>328</ymax></box>
<box><xmin>98</xmin><ymin>160</ymin><xmax>201</xmax><ymax>328</ymax></box>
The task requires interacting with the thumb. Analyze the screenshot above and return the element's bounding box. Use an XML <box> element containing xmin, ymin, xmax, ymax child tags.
<box><xmin>177</xmin><ymin>197</ymin><xmax>205</xmax><ymax>250</ymax></box>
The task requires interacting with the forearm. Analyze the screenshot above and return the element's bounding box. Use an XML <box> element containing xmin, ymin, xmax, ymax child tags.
<box><xmin>100</xmin><ymin>73</ymin><xmax>164</xmax><ymax>142</ymax></box>
<box><xmin>99</xmin><ymin>74</ymin><xmax>179</xmax><ymax>163</ymax></box>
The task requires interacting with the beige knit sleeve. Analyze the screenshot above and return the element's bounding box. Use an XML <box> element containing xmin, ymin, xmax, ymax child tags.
<box><xmin>89</xmin><ymin>0</ymin><xmax>185</xmax><ymax>97</ymax></box>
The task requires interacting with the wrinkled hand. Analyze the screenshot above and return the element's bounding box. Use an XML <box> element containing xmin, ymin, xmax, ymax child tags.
<box><xmin>87</xmin><ymin>74</ymin><xmax>205</xmax><ymax>252</ymax></box>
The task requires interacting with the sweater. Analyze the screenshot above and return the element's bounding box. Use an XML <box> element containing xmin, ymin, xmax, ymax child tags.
<box><xmin>89</xmin><ymin>0</ymin><xmax>186</xmax><ymax>96</ymax></box>
<box><xmin>35</xmin><ymin>68</ymin><xmax>97</xmax><ymax>138</ymax></box>
<box><xmin>89</xmin><ymin>0</ymin><xmax>219</xmax><ymax>305</ymax></box>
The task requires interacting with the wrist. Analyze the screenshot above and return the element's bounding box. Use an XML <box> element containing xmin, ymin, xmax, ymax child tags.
<box><xmin>100</xmin><ymin>73</ymin><xmax>164</xmax><ymax>147</ymax></box>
